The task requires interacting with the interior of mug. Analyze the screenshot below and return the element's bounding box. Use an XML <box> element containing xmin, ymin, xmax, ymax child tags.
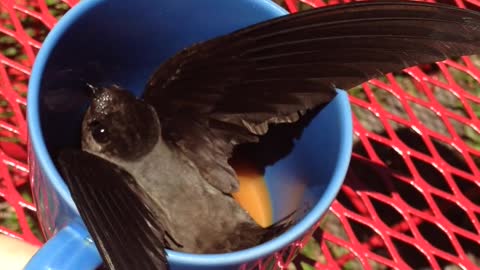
<box><xmin>29</xmin><ymin>0</ymin><xmax>353</xmax><ymax>265</ymax></box>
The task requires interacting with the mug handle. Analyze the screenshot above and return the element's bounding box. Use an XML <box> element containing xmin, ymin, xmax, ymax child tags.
<box><xmin>24</xmin><ymin>222</ymin><xmax>102</xmax><ymax>270</ymax></box>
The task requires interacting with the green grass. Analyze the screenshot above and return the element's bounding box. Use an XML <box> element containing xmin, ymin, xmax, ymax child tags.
<box><xmin>0</xmin><ymin>0</ymin><xmax>72</xmax><ymax>244</ymax></box>
<box><xmin>46</xmin><ymin>0</ymin><xmax>70</xmax><ymax>19</ymax></box>
<box><xmin>446</xmin><ymin>63</ymin><xmax>480</xmax><ymax>149</ymax></box>
<box><xmin>293</xmin><ymin>213</ymin><xmax>372</xmax><ymax>270</ymax></box>
<box><xmin>0</xmin><ymin>199</ymin><xmax>43</xmax><ymax>241</ymax></box>
<box><xmin>296</xmin><ymin>59</ymin><xmax>480</xmax><ymax>270</ymax></box>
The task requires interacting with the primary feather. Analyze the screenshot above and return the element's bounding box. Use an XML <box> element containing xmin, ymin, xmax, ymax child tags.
<box><xmin>144</xmin><ymin>1</ymin><xmax>480</xmax><ymax>194</ymax></box>
<box><xmin>57</xmin><ymin>149</ymin><xmax>169</xmax><ymax>270</ymax></box>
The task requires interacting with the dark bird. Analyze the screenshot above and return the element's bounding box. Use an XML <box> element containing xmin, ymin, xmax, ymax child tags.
<box><xmin>55</xmin><ymin>2</ymin><xmax>480</xmax><ymax>270</ymax></box>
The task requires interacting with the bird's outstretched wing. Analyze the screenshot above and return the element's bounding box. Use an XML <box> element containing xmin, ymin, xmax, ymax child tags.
<box><xmin>57</xmin><ymin>149</ymin><xmax>169</xmax><ymax>270</ymax></box>
<box><xmin>144</xmin><ymin>1</ymin><xmax>480</xmax><ymax>194</ymax></box>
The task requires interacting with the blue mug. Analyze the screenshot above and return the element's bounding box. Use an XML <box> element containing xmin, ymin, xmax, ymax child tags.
<box><xmin>25</xmin><ymin>0</ymin><xmax>353</xmax><ymax>269</ymax></box>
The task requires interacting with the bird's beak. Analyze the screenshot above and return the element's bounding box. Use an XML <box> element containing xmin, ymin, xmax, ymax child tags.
<box><xmin>85</xmin><ymin>83</ymin><xmax>101</xmax><ymax>99</ymax></box>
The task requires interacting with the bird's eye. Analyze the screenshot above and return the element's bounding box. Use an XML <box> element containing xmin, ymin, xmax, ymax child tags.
<box><xmin>89</xmin><ymin>121</ymin><xmax>109</xmax><ymax>144</ymax></box>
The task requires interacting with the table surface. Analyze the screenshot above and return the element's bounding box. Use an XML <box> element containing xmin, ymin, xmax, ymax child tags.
<box><xmin>1</xmin><ymin>0</ymin><xmax>480</xmax><ymax>269</ymax></box>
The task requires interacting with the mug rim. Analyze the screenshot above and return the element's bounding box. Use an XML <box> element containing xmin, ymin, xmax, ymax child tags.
<box><xmin>27</xmin><ymin>0</ymin><xmax>353</xmax><ymax>266</ymax></box>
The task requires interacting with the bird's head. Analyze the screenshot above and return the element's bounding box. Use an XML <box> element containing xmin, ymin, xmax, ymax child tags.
<box><xmin>81</xmin><ymin>85</ymin><xmax>160</xmax><ymax>161</ymax></box>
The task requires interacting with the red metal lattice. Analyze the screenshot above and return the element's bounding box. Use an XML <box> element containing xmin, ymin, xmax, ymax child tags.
<box><xmin>1</xmin><ymin>0</ymin><xmax>480</xmax><ymax>269</ymax></box>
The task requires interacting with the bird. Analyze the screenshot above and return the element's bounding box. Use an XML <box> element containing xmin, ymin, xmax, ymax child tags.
<box><xmin>55</xmin><ymin>1</ymin><xmax>480</xmax><ymax>270</ymax></box>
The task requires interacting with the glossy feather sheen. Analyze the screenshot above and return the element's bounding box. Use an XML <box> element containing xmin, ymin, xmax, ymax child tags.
<box><xmin>57</xmin><ymin>150</ymin><xmax>169</xmax><ymax>270</ymax></box>
<box><xmin>144</xmin><ymin>1</ymin><xmax>480</xmax><ymax>195</ymax></box>
<box><xmin>56</xmin><ymin>2</ymin><xmax>480</xmax><ymax>270</ymax></box>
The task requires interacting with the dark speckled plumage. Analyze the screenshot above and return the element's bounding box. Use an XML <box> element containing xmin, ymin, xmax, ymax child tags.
<box><xmin>56</xmin><ymin>2</ymin><xmax>480</xmax><ymax>270</ymax></box>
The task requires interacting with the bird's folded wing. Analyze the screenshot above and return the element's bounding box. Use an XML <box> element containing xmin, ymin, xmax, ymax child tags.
<box><xmin>57</xmin><ymin>149</ymin><xmax>169</xmax><ymax>270</ymax></box>
<box><xmin>143</xmin><ymin>1</ymin><xmax>480</xmax><ymax>193</ymax></box>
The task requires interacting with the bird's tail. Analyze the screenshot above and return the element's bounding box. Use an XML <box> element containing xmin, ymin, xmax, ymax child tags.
<box><xmin>260</xmin><ymin>211</ymin><xmax>297</xmax><ymax>243</ymax></box>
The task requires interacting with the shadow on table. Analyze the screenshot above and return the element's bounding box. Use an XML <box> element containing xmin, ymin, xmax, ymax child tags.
<box><xmin>293</xmin><ymin>128</ymin><xmax>480</xmax><ymax>269</ymax></box>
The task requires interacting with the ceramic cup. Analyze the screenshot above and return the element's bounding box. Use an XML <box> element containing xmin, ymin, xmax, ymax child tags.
<box><xmin>25</xmin><ymin>0</ymin><xmax>353</xmax><ymax>269</ymax></box>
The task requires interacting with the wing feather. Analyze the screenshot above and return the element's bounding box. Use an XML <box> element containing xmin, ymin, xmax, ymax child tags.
<box><xmin>144</xmin><ymin>2</ymin><xmax>480</xmax><ymax>193</ymax></box>
<box><xmin>57</xmin><ymin>149</ymin><xmax>170</xmax><ymax>270</ymax></box>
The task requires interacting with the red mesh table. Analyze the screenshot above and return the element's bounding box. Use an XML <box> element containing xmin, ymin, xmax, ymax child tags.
<box><xmin>1</xmin><ymin>0</ymin><xmax>480</xmax><ymax>269</ymax></box>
